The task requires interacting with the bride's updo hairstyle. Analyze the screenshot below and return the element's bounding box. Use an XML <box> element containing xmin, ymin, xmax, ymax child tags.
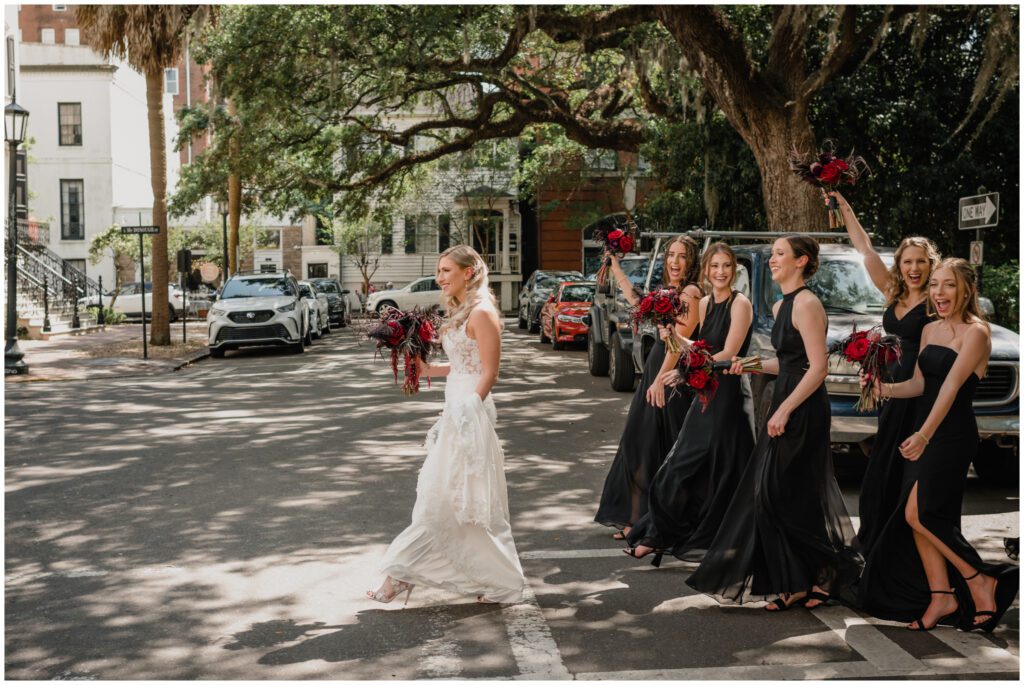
<box><xmin>438</xmin><ymin>244</ymin><xmax>499</xmax><ymax>333</ymax></box>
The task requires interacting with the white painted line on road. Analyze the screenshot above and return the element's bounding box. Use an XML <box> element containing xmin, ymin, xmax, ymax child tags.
<box><xmin>897</xmin><ymin>616</ymin><xmax>1018</xmax><ymax>670</ymax></box>
<box><xmin>519</xmin><ymin>549</ymin><xmax>628</xmax><ymax>560</ymax></box>
<box><xmin>808</xmin><ymin>604</ymin><xmax>921</xmax><ymax>672</ymax></box>
<box><xmin>502</xmin><ymin>582</ymin><xmax>571</xmax><ymax>680</ymax></box>
<box><xmin>418</xmin><ymin>607</ymin><xmax>462</xmax><ymax>679</ymax></box>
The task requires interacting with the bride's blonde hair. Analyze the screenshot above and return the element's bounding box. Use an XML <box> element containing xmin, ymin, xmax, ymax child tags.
<box><xmin>438</xmin><ymin>245</ymin><xmax>498</xmax><ymax>332</ymax></box>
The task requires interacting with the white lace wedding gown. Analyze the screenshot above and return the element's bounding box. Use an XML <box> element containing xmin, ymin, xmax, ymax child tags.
<box><xmin>378</xmin><ymin>314</ymin><xmax>526</xmax><ymax>603</ymax></box>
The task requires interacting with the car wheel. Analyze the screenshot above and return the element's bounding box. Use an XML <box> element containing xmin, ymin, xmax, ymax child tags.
<box><xmin>609</xmin><ymin>331</ymin><xmax>636</xmax><ymax>392</ymax></box>
<box><xmin>291</xmin><ymin>340</ymin><xmax>305</xmax><ymax>354</ymax></box>
<box><xmin>376</xmin><ymin>300</ymin><xmax>397</xmax><ymax>316</ymax></box>
<box><xmin>517</xmin><ymin>306</ymin><xmax>527</xmax><ymax>329</ymax></box>
<box><xmin>210</xmin><ymin>347</ymin><xmax>226</xmax><ymax>358</ymax></box>
<box><xmin>303</xmin><ymin>320</ymin><xmax>313</xmax><ymax>346</ymax></box>
<box><xmin>539</xmin><ymin>318</ymin><xmax>550</xmax><ymax>344</ymax></box>
<box><xmin>588</xmin><ymin>329</ymin><xmax>610</xmax><ymax>376</ymax></box>
<box><xmin>527</xmin><ymin>308</ymin><xmax>540</xmax><ymax>334</ymax></box>
<box><xmin>168</xmin><ymin>304</ymin><xmax>178</xmax><ymax>323</ymax></box>
<box><xmin>552</xmin><ymin>322</ymin><xmax>565</xmax><ymax>350</ymax></box>
<box><xmin>321</xmin><ymin>316</ymin><xmax>331</xmax><ymax>335</ymax></box>
<box><xmin>972</xmin><ymin>440</ymin><xmax>1019</xmax><ymax>486</ymax></box>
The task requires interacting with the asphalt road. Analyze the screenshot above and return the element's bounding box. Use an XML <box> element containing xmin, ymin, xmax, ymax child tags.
<box><xmin>4</xmin><ymin>321</ymin><xmax>1019</xmax><ymax>680</ymax></box>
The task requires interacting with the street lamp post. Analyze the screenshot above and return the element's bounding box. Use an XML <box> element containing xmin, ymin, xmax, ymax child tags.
<box><xmin>218</xmin><ymin>200</ymin><xmax>229</xmax><ymax>281</ymax></box>
<box><xmin>5</xmin><ymin>98</ymin><xmax>29</xmax><ymax>375</ymax></box>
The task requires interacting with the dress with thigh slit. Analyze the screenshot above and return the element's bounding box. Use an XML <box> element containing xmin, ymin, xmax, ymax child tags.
<box><xmin>857</xmin><ymin>344</ymin><xmax>1017</xmax><ymax>622</ymax></box>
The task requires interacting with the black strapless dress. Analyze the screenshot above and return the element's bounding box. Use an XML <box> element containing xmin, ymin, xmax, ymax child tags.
<box><xmin>595</xmin><ymin>288</ymin><xmax>699</xmax><ymax>532</ymax></box>
<box><xmin>855</xmin><ymin>301</ymin><xmax>930</xmax><ymax>556</ymax></box>
<box><xmin>686</xmin><ymin>286</ymin><xmax>861</xmax><ymax>602</ymax></box>
<box><xmin>857</xmin><ymin>344</ymin><xmax>1018</xmax><ymax>623</ymax></box>
<box><xmin>626</xmin><ymin>291</ymin><xmax>754</xmax><ymax>560</ymax></box>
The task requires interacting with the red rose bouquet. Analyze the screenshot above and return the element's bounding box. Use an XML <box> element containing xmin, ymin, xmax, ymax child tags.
<box><xmin>593</xmin><ymin>219</ymin><xmax>638</xmax><ymax>286</ymax></box>
<box><xmin>673</xmin><ymin>339</ymin><xmax>720</xmax><ymax>411</ymax></box>
<box><xmin>828</xmin><ymin>325</ymin><xmax>902</xmax><ymax>412</ymax></box>
<box><xmin>788</xmin><ymin>139</ymin><xmax>870</xmax><ymax>228</ymax></box>
<box><xmin>629</xmin><ymin>288</ymin><xmax>687</xmax><ymax>354</ymax></box>
<box><xmin>366</xmin><ymin>305</ymin><xmax>442</xmax><ymax>394</ymax></box>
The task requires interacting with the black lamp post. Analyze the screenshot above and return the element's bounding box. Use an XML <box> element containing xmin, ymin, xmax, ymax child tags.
<box><xmin>5</xmin><ymin>97</ymin><xmax>29</xmax><ymax>375</ymax></box>
<box><xmin>218</xmin><ymin>200</ymin><xmax>229</xmax><ymax>281</ymax></box>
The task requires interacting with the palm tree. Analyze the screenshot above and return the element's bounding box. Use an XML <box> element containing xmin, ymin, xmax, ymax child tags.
<box><xmin>76</xmin><ymin>5</ymin><xmax>205</xmax><ymax>345</ymax></box>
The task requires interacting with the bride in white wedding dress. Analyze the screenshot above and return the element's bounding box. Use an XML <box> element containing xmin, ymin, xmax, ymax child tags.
<box><xmin>367</xmin><ymin>245</ymin><xmax>526</xmax><ymax>606</ymax></box>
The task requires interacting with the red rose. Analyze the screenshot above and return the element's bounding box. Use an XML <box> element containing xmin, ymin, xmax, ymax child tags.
<box><xmin>687</xmin><ymin>350</ymin><xmax>704</xmax><ymax>368</ymax></box>
<box><xmin>883</xmin><ymin>347</ymin><xmax>900</xmax><ymax>364</ymax></box>
<box><xmin>653</xmin><ymin>297</ymin><xmax>674</xmax><ymax>314</ymax></box>
<box><xmin>688</xmin><ymin>369</ymin><xmax>710</xmax><ymax>390</ymax></box>
<box><xmin>638</xmin><ymin>297</ymin><xmax>654</xmax><ymax>314</ymax></box>
<box><xmin>618</xmin><ymin>235</ymin><xmax>635</xmax><ymax>253</ymax></box>
<box><xmin>818</xmin><ymin>161</ymin><xmax>844</xmax><ymax>185</ymax></box>
<box><xmin>386</xmin><ymin>321</ymin><xmax>405</xmax><ymax>346</ymax></box>
<box><xmin>834</xmin><ymin>159</ymin><xmax>849</xmax><ymax>171</ymax></box>
<box><xmin>845</xmin><ymin>337</ymin><xmax>870</xmax><ymax>360</ymax></box>
<box><xmin>418</xmin><ymin>320</ymin><xmax>435</xmax><ymax>344</ymax></box>
<box><xmin>607</xmin><ymin>229</ymin><xmax>624</xmax><ymax>241</ymax></box>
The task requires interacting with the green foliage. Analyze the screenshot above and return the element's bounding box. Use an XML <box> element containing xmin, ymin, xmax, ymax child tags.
<box><xmin>981</xmin><ymin>261</ymin><xmax>1019</xmax><ymax>332</ymax></box>
<box><xmin>100</xmin><ymin>307</ymin><xmax>127</xmax><ymax>325</ymax></box>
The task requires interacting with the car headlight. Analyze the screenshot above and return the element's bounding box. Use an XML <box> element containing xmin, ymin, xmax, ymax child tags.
<box><xmin>276</xmin><ymin>301</ymin><xmax>297</xmax><ymax>313</ymax></box>
<box><xmin>210</xmin><ymin>306</ymin><xmax>226</xmax><ymax>317</ymax></box>
<box><xmin>557</xmin><ymin>314</ymin><xmax>585</xmax><ymax>324</ymax></box>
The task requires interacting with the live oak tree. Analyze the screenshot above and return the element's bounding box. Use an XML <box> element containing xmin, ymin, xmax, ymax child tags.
<box><xmin>76</xmin><ymin>4</ymin><xmax>206</xmax><ymax>345</ymax></box>
<box><xmin>182</xmin><ymin>5</ymin><xmax>1016</xmax><ymax>233</ymax></box>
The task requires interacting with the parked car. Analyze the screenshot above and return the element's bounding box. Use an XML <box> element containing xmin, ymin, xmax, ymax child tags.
<box><xmin>539</xmin><ymin>281</ymin><xmax>596</xmax><ymax>350</ymax></box>
<box><xmin>307</xmin><ymin>277</ymin><xmax>353</xmax><ymax>327</ymax></box>
<box><xmin>590</xmin><ymin>232</ymin><xmax>1020</xmax><ymax>484</ymax></box>
<box><xmin>365</xmin><ymin>276</ymin><xmax>445</xmax><ymax>315</ymax></box>
<box><xmin>207</xmin><ymin>272</ymin><xmax>311</xmax><ymax>357</ymax></box>
<box><xmin>298</xmin><ymin>280</ymin><xmax>332</xmax><ymax>338</ymax></box>
<box><xmin>518</xmin><ymin>269</ymin><xmax>584</xmax><ymax>333</ymax></box>
<box><xmin>79</xmin><ymin>281</ymin><xmax>184</xmax><ymax>322</ymax></box>
<box><xmin>587</xmin><ymin>255</ymin><xmax>651</xmax><ymax>390</ymax></box>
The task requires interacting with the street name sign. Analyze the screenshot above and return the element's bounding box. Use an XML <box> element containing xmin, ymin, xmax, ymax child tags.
<box><xmin>958</xmin><ymin>192</ymin><xmax>999</xmax><ymax>230</ymax></box>
<box><xmin>121</xmin><ymin>225</ymin><xmax>161</xmax><ymax>235</ymax></box>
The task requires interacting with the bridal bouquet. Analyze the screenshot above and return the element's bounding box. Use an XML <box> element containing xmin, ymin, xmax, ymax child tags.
<box><xmin>629</xmin><ymin>288</ymin><xmax>687</xmax><ymax>354</ymax></box>
<box><xmin>828</xmin><ymin>325</ymin><xmax>902</xmax><ymax>412</ymax></box>
<box><xmin>670</xmin><ymin>339</ymin><xmax>720</xmax><ymax>411</ymax></box>
<box><xmin>593</xmin><ymin>219</ymin><xmax>638</xmax><ymax>287</ymax></box>
<box><xmin>788</xmin><ymin>139</ymin><xmax>870</xmax><ymax>228</ymax></box>
<box><xmin>366</xmin><ymin>305</ymin><xmax>442</xmax><ymax>394</ymax></box>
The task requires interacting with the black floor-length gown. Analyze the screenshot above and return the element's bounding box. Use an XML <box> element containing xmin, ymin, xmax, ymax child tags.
<box><xmin>857</xmin><ymin>344</ymin><xmax>1019</xmax><ymax>623</ymax></box>
<box><xmin>626</xmin><ymin>291</ymin><xmax>754</xmax><ymax>559</ymax></box>
<box><xmin>595</xmin><ymin>288</ymin><xmax>699</xmax><ymax>532</ymax></box>
<box><xmin>854</xmin><ymin>301</ymin><xmax>930</xmax><ymax>557</ymax></box>
<box><xmin>686</xmin><ymin>286</ymin><xmax>861</xmax><ymax>602</ymax></box>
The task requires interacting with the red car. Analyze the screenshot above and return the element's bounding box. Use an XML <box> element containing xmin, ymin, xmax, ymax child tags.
<box><xmin>539</xmin><ymin>281</ymin><xmax>596</xmax><ymax>350</ymax></box>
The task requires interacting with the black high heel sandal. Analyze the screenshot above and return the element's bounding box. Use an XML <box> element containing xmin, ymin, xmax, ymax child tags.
<box><xmin>962</xmin><ymin>567</ymin><xmax>1020</xmax><ymax>633</ymax></box>
<box><xmin>907</xmin><ymin>589</ymin><xmax>959</xmax><ymax>631</ymax></box>
<box><xmin>623</xmin><ymin>547</ymin><xmax>664</xmax><ymax>568</ymax></box>
<box><xmin>803</xmin><ymin>590</ymin><xmax>833</xmax><ymax>610</ymax></box>
<box><xmin>764</xmin><ymin>593</ymin><xmax>808</xmax><ymax>612</ymax></box>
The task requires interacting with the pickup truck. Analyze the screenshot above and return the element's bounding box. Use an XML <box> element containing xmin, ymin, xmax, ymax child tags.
<box><xmin>588</xmin><ymin>232</ymin><xmax>1020</xmax><ymax>484</ymax></box>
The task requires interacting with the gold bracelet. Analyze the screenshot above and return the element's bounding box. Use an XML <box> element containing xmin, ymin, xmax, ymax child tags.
<box><xmin>915</xmin><ymin>431</ymin><xmax>930</xmax><ymax>444</ymax></box>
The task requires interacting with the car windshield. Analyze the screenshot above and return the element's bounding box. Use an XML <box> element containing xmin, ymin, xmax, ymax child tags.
<box><xmin>313</xmin><ymin>280</ymin><xmax>339</xmax><ymax>293</ymax></box>
<box><xmin>560</xmin><ymin>285</ymin><xmax>594</xmax><ymax>302</ymax></box>
<box><xmin>537</xmin><ymin>272</ymin><xmax>582</xmax><ymax>290</ymax></box>
<box><xmin>222</xmin><ymin>277</ymin><xmax>295</xmax><ymax>299</ymax></box>
<box><xmin>765</xmin><ymin>255</ymin><xmax>886</xmax><ymax>313</ymax></box>
<box><xmin>620</xmin><ymin>258</ymin><xmax>650</xmax><ymax>282</ymax></box>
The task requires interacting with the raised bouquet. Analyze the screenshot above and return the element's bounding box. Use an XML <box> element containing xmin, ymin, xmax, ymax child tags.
<box><xmin>366</xmin><ymin>305</ymin><xmax>442</xmax><ymax>395</ymax></box>
<box><xmin>629</xmin><ymin>288</ymin><xmax>687</xmax><ymax>354</ymax></box>
<box><xmin>828</xmin><ymin>325</ymin><xmax>902</xmax><ymax>412</ymax></box>
<box><xmin>666</xmin><ymin>341</ymin><xmax>763</xmax><ymax>411</ymax></box>
<box><xmin>593</xmin><ymin>218</ymin><xmax>638</xmax><ymax>287</ymax></box>
<box><xmin>788</xmin><ymin>139</ymin><xmax>870</xmax><ymax>228</ymax></box>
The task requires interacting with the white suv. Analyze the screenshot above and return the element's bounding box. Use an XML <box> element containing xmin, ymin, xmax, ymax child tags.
<box><xmin>208</xmin><ymin>273</ymin><xmax>311</xmax><ymax>357</ymax></box>
<box><xmin>365</xmin><ymin>276</ymin><xmax>445</xmax><ymax>315</ymax></box>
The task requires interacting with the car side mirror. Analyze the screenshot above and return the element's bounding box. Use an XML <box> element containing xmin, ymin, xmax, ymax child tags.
<box><xmin>978</xmin><ymin>296</ymin><xmax>995</xmax><ymax>318</ymax></box>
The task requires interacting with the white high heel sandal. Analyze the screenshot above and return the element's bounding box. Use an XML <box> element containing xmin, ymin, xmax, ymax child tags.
<box><xmin>367</xmin><ymin>577</ymin><xmax>415</xmax><ymax>606</ymax></box>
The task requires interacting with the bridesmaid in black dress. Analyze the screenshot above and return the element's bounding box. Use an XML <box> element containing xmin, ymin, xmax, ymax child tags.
<box><xmin>624</xmin><ymin>242</ymin><xmax>754</xmax><ymax>566</ymax></box>
<box><xmin>686</xmin><ymin>235</ymin><xmax>861</xmax><ymax>610</ymax></box>
<box><xmin>830</xmin><ymin>191</ymin><xmax>940</xmax><ymax>556</ymax></box>
<box><xmin>595</xmin><ymin>236</ymin><xmax>703</xmax><ymax>539</ymax></box>
<box><xmin>859</xmin><ymin>259</ymin><xmax>1019</xmax><ymax>632</ymax></box>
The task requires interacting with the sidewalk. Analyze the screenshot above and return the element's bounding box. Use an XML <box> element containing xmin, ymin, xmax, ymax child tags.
<box><xmin>5</xmin><ymin>322</ymin><xmax>210</xmax><ymax>383</ymax></box>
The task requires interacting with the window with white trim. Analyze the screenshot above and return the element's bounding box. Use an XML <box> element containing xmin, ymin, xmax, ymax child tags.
<box><xmin>58</xmin><ymin>103</ymin><xmax>82</xmax><ymax>146</ymax></box>
<box><xmin>60</xmin><ymin>179</ymin><xmax>85</xmax><ymax>240</ymax></box>
<box><xmin>64</xmin><ymin>28</ymin><xmax>79</xmax><ymax>46</ymax></box>
<box><xmin>53</xmin><ymin>5</ymin><xmax>67</xmax><ymax>11</ymax></box>
<box><xmin>164</xmin><ymin>67</ymin><xmax>179</xmax><ymax>95</ymax></box>
<box><xmin>40</xmin><ymin>28</ymin><xmax>55</xmax><ymax>44</ymax></box>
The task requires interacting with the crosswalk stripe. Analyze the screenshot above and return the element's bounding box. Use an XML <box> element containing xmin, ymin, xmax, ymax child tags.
<box><xmin>808</xmin><ymin>604</ymin><xmax>922</xmax><ymax>672</ymax></box>
<box><xmin>502</xmin><ymin>582</ymin><xmax>571</xmax><ymax>680</ymax></box>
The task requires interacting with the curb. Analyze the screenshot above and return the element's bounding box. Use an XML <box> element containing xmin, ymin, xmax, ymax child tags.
<box><xmin>174</xmin><ymin>348</ymin><xmax>211</xmax><ymax>371</ymax></box>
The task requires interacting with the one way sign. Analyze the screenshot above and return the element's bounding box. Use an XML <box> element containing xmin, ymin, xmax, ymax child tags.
<box><xmin>959</xmin><ymin>192</ymin><xmax>999</xmax><ymax>230</ymax></box>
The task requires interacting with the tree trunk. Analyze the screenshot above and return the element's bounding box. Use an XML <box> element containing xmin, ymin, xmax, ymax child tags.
<box><xmin>227</xmin><ymin>98</ymin><xmax>241</xmax><ymax>275</ymax></box>
<box><xmin>145</xmin><ymin>68</ymin><xmax>171</xmax><ymax>345</ymax></box>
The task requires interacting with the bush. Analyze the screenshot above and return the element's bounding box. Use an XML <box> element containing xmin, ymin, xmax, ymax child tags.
<box><xmin>99</xmin><ymin>307</ymin><xmax>127</xmax><ymax>325</ymax></box>
<box><xmin>981</xmin><ymin>261</ymin><xmax>1019</xmax><ymax>333</ymax></box>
